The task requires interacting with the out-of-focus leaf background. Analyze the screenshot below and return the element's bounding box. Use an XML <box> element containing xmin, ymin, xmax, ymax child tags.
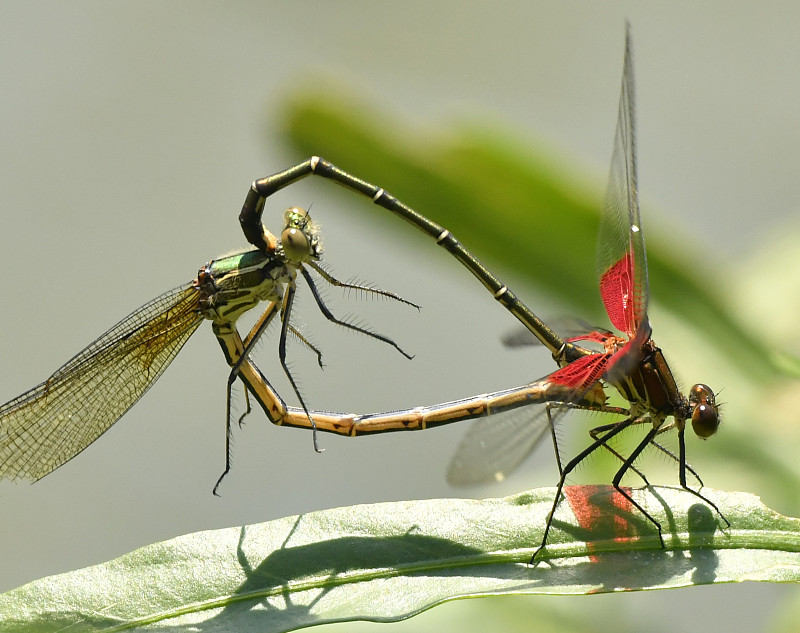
<box><xmin>279</xmin><ymin>85</ymin><xmax>800</xmax><ymax>500</ymax></box>
<box><xmin>2</xmin><ymin>3</ymin><xmax>800</xmax><ymax>632</ymax></box>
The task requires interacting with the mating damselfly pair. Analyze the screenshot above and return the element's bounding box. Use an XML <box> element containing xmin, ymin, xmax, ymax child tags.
<box><xmin>0</xmin><ymin>26</ymin><xmax>728</xmax><ymax>561</ymax></box>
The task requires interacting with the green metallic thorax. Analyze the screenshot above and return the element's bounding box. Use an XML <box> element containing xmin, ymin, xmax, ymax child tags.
<box><xmin>195</xmin><ymin>248</ymin><xmax>293</xmax><ymax>328</ymax></box>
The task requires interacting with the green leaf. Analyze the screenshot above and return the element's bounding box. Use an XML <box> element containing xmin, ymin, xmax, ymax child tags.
<box><xmin>2</xmin><ymin>487</ymin><xmax>799</xmax><ymax>632</ymax></box>
<box><xmin>275</xmin><ymin>87</ymin><xmax>779</xmax><ymax>381</ymax></box>
<box><xmin>271</xmin><ymin>85</ymin><xmax>800</xmax><ymax>514</ymax></box>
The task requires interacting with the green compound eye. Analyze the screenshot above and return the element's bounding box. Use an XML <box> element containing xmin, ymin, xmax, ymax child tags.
<box><xmin>283</xmin><ymin>206</ymin><xmax>309</xmax><ymax>229</ymax></box>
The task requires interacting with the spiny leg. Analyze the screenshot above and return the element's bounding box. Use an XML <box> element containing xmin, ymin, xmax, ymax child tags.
<box><xmin>546</xmin><ymin>401</ymin><xmax>630</xmax><ymax>477</ymax></box>
<box><xmin>589</xmin><ymin>416</ymin><xmax>710</xmax><ymax>490</ymax></box>
<box><xmin>214</xmin><ymin>297</ymin><xmax>325</xmax><ymax>492</ymax></box>
<box><xmin>287</xmin><ymin>325</ymin><xmax>324</xmax><ymax>369</ymax></box>
<box><xmin>277</xmin><ymin>283</ymin><xmax>324</xmax><ymax>453</ymax></box>
<box><xmin>228</xmin><ymin>301</ymin><xmax>281</xmax><ymax>390</ymax></box>
<box><xmin>212</xmin><ymin>316</ymin><xmax>265</xmax><ymax>495</ymax></box>
<box><xmin>215</xmin><ymin>265</ymin><xmax>414</xmax><ymax>485</ymax></box>
<box><xmin>531</xmin><ymin>416</ymin><xmax>635</xmax><ymax>564</ymax></box>
<box><xmin>608</xmin><ymin>425</ymin><xmax>666</xmax><ymax>549</ymax></box>
<box><xmin>677</xmin><ymin>425</ymin><xmax>730</xmax><ymax>527</ymax></box>
<box><xmin>647</xmin><ymin>425</ymin><xmax>705</xmax><ymax>487</ymax></box>
<box><xmin>236</xmin><ymin>265</ymin><xmax>415</xmax><ymax>425</ymax></box>
<box><xmin>300</xmin><ymin>267</ymin><xmax>414</xmax><ymax>360</ymax></box>
<box><xmin>307</xmin><ymin>260</ymin><xmax>419</xmax><ymax>310</ymax></box>
<box><xmin>235</xmin><ymin>326</ymin><xmax>321</xmax><ymax>429</ymax></box>
<box><xmin>545</xmin><ymin>403</ymin><xmax>563</xmax><ymax>476</ymax></box>
<box><xmin>589</xmin><ymin>418</ymin><xmax>659</xmax><ymax>487</ymax></box>
<box><xmin>228</xmin><ymin>303</ymin><xmax>289</xmax><ymax>429</ymax></box>
<box><xmin>226</xmin><ymin>263</ymin><xmax>406</xmax><ymax>421</ymax></box>
<box><xmin>237</xmin><ymin>384</ymin><xmax>252</xmax><ymax>427</ymax></box>
<box><xmin>276</xmin><ymin>268</ymin><xmax>416</xmax><ymax>451</ymax></box>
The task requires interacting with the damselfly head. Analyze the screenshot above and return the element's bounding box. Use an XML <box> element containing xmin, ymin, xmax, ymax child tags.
<box><xmin>280</xmin><ymin>207</ymin><xmax>321</xmax><ymax>261</ymax></box>
<box><xmin>689</xmin><ymin>383</ymin><xmax>720</xmax><ymax>439</ymax></box>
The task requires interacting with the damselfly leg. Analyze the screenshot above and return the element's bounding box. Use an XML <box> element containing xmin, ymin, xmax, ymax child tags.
<box><xmin>0</xmin><ymin>25</ymin><xmax>728</xmax><ymax>564</ymax></box>
<box><xmin>0</xmin><ymin>207</ymin><xmax>418</xmax><ymax>485</ymax></box>
<box><xmin>234</xmin><ymin>24</ymin><xmax>728</xmax><ymax>561</ymax></box>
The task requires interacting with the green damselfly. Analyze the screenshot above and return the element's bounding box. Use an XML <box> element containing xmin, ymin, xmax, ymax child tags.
<box><xmin>0</xmin><ymin>182</ymin><xmax>578</xmax><ymax>494</ymax></box>
<box><xmin>0</xmin><ymin>205</ymin><xmax>424</xmax><ymax>491</ymax></box>
<box><xmin>228</xmin><ymin>25</ymin><xmax>728</xmax><ymax>560</ymax></box>
<box><xmin>1</xmin><ymin>28</ymin><xmax>727</xmax><ymax>561</ymax></box>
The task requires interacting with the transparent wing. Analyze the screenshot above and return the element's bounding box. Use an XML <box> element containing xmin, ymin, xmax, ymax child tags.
<box><xmin>502</xmin><ymin>318</ymin><xmax>610</xmax><ymax>348</ymax></box>
<box><xmin>446</xmin><ymin>404</ymin><xmax>555</xmax><ymax>486</ymax></box>
<box><xmin>0</xmin><ymin>284</ymin><xmax>203</xmax><ymax>482</ymax></box>
<box><xmin>596</xmin><ymin>24</ymin><xmax>648</xmax><ymax>338</ymax></box>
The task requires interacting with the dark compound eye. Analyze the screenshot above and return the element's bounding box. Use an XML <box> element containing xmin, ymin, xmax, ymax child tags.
<box><xmin>691</xmin><ymin>403</ymin><xmax>719</xmax><ymax>438</ymax></box>
<box><xmin>688</xmin><ymin>384</ymin><xmax>719</xmax><ymax>439</ymax></box>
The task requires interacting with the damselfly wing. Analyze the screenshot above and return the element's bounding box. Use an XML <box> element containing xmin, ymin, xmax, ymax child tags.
<box><xmin>444</xmin><ymin>25</ymin><xmax>728</xmax><ymax>559</ymax></box>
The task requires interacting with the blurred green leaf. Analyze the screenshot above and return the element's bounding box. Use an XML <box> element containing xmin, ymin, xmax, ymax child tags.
<box><xmin>273</xmin><ymin>84</ymin><xmax>800</xmax><ymax>517</ymax></box>
<box><xmin>277</xmin><ymin>87</ymin><xmax>781</xmax><ymax>381</ymax></box>
<box><xmin>2</xmin><ymin>487</ymin><xmax>798</xmax><ymax>632</ymax></box>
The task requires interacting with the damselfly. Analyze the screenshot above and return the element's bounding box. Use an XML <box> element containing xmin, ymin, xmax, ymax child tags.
<box><xmin>0</xmin><ymin>206</ymin><xmax>426</xmax><ymax>491</ymax></box>
<box><xmin>0</xmin><ymin>192</ymin><xmax>583</xmax><ymax>495</ymax></box>
<box><xmin>228</xmin><ymin>26</ymin><xmax>729</xmax><ymax>560</ymax></box>
<box><xmin>1</xmin><ymin>27</ymin><xmax>727</xmax><ymax>561</ymax></box>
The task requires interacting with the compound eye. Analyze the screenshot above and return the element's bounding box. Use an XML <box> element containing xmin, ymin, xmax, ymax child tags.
<box><xmin>284</xmin><ymin>206</ymin><xmax>309</xmax><ymax>224</ymax></box>
<box><xmin>691</xmin><ymin>403</ymin><xmax>719</xmax><ymax>438</ymax></box>
<box><xmin>689</xmin><ymin>383</ymin><xmax>715</xmax><ymax>406</ymax></box>
<box><xmin>281</xmin><ymin>226</ymin><xmax>310</xmax><ymax>261</ymax></box>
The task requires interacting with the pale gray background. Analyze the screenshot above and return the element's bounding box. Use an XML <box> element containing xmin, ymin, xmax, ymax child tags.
<box><xmin>0</xmin><ymin>2</ymin><xmax>797</xmax><ymax>630</ymax></box>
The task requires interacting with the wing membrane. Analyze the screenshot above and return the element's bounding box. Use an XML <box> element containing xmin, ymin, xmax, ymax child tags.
<box><xmin>596</xmin><ymin>24</ymin><xmax>648</xmax><ymax>337</ymax></box>
<box><xmin>446</xmin><ymin>404</ymin><xmax>553</xmax><ymax>486</ymax></box>
<box><xmin>0</xmin><ymin>284</ymin><xmax>203</xmax><ymax>481</ymax></box>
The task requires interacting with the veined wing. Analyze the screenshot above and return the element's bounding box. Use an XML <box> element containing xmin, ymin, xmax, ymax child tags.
<box><xmin>446</xmin><ymin>404</ymin><xmax>554</xmax><ymax>485</ymax></box>
<box><xmin>503</xmin><ymin>28</ymin><xmax>647</xmax><ymax>393</ymax></box>
<box><xmin>0</xmin><ymin>284</ymin><xmax>203</xmax><ymax>482</ymax></box>
<box><xmin>450</xmin><ymin>28</ymin><xmax>648</xmax><ymax>486</ymax></box>
<box><xmin>446</xmin><ymin>378</ymin><xmax>607</xmax><ymax>486</ymax></box>
<box><xmin>595</xmin><ymin>23</ymin><xmax>648</xmax><ymax>341</ymax></box>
